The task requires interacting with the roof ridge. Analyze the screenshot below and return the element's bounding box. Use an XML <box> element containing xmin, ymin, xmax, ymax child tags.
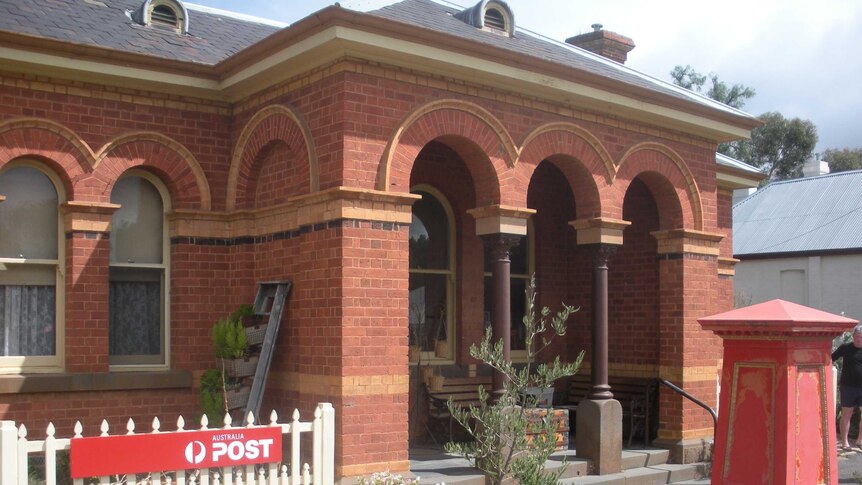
<box><xmin>184</xmin><ymin>2</ymin><xmax>288</xmax><ymax>28</ymax></box>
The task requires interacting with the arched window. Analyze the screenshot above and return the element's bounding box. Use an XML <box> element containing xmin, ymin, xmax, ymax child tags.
<box><xmin>483</xmin><ymin>224</ymin><xmax>533</xmax><ymax>355</ymax></box>
<box><xmin>409</xmin><ymin>187</ymin><xmax>455</xmax><ymax>361</ymax></box>
<box><xmin>109</xmin><ymin>172</ymin><xmax>169</xmax><ymax>367</ymax></box>
<box><xmin>0</xmin><ymin>164</ymin><xmax>63</xmax><ymax>372</ymax></box>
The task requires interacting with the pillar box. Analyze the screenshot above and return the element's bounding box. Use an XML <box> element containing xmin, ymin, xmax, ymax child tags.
<box><xmin>699</xmin><ymin>299</ymin><xmax>856</xmax><ymax>485</ymax></box>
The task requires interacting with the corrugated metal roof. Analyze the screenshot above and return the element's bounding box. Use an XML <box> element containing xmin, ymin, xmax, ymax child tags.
<box><xmin>716</xmin><ymin>152</ymin><xmax>763</xmax><ymax>175</ymax></box>
<box><xmin>733</xmin><ymin>170</ymin><xmax>862</xmax><ymax>256</ymax></box>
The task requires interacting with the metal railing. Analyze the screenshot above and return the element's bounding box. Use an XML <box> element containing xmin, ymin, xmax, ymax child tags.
<box><xmin>658</xmin><ymin>379</ymin><xmax>717</xmax><ymax>437</ymax></box>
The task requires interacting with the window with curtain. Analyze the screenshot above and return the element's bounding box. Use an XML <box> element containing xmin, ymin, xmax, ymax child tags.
<box><xmin>483</xmin><ymin>228</ymin><xmax>531</xmax><ymax>352</ymax></box>
<box><xmin>409</xmin><ymin>189</ymin><xmax>454</xmax><ymax>360</ymax></box>
<box><xmin>109</xmin><ymin>174</ymin><xmax>167</xmax><ymax>366</ymax></box>
<box><xmin>0</xmin><ymin>165</ymin><xmax>60</xmax><ymax>368</ymax></box>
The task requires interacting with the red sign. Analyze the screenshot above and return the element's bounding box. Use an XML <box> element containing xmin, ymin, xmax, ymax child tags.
<box><xmin>70</xmin><ymin>426</ymin><xmax>282</xmax><ymax>478</ymax></box>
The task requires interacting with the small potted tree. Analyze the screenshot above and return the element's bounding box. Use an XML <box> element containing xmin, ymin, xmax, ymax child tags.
<box><xmin>212</xmin><ymin>315</ymin><xmax>257</xmax><ymax>378</ymax></box>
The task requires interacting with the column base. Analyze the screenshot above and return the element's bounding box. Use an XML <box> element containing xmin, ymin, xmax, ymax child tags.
<box><xmin>575</xmin><ymin>399</ymin><xmax>622</xmax><ymax>475</ymax></box>
<box><xmin>652</xmin><ymin>437</ymin><xmax>714</xmax><ymax>464</ymax></box>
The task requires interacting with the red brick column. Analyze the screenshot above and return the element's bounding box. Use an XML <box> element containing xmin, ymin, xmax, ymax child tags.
<box><xmin>651</xmin><ymin>229</ymin><xmax>724</xmax><ymax>463</ymax></box>
<box><xmin>61</xmin><ymin>202</ymin><xmax>119</xmax><ymax>373</ymax></box>
<box><xmin>337</xmin><ymin>220</ymin><xmax>411</xmax><ymax>477</ymax></box>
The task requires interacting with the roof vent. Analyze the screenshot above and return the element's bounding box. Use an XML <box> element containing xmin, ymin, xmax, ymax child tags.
<box><xmin>455</xmin><ymin>0</ymin><xmax>515</xmax><ymax>37</ymax></box>
<box><xmin>131</xmin><ymin>0</ymin><xmax>189</xmax><ymax>34</ymax></box>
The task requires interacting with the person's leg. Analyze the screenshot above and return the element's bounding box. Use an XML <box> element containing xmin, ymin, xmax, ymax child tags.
<box><xmin>841</xmin><ymin>406</ymin><xmax>853</xmax><ymax>448</ymax></box>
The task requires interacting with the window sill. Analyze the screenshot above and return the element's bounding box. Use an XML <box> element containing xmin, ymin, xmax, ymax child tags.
<box><xmin>0</xmin><ymin>370</ymin><xmax>192</xmax><ymax>394</ymax></box>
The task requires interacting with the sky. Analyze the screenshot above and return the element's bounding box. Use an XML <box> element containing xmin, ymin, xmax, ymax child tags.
<box><xmin>189</xmin><ymin>0</ymin><xmax>862</xmax><ymax>154</ymax></box>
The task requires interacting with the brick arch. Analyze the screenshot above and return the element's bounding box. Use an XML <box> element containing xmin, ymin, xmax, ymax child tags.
<box><xmin>0</xmin><ymin>118</ymin><xmax>95</xmax><ymax>198</ymax></box>
<box><xmin>516</xmin><ymin>122</ymin><xmax>615</xmax><ymax>219</ymax></box>
<box><xmin>613</xmin><ymin>142</ymin><xmax>703</xmax><ymax>230</ymax></box>
<box><xmin>377</xmin><ymin>99</ymin><xmax>516</xmax><ymax>206</ymax></box>
<box><xmin>226</xmin><ymin>104</ymin><xmax>317</xmax><ymax>211</ymax></box>
<box><xmin>94</xmin><ymin>132</ymin><xmax>211</xmax><ymax>210</ymax></box>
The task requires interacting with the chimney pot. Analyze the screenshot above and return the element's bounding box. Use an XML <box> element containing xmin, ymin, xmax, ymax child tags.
<box><xmin>591</xmin><ymin>23</ymin><xmax>603</xmax><ymax>31</ymax></box>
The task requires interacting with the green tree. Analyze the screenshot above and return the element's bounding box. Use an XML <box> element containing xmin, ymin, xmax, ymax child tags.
<box><xmin>670</xmin><ymin>65</ymin><xmax>755</xmax><ymax>110</ymax></box>
<box><xmin>445</xmin><ymin>275</ymin><xmax>583</xmax><ymax>485</ymax></box>
<box><xmin>671</xmin><ymin>66</ymin><xmax>818</xmax><ymax>181</ymax></box>
<box><xmin>734</xmin><ymin>112</ymin><xmax>818</xmax><ymax>181</ymax></box>
<box><xmin>823</xmin><ymin>148</ymin><xmax>862</xmax><ymax>173</ymax></box>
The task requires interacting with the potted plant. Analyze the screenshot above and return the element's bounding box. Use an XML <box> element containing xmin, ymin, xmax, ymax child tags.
<box><xmin>213</xmin><ymin>314</ymin><xmax>257</xmax><ymax>378</ymax></box>
<box><xmin>433</xmin><ymin>306</ymin><xmax>450</xmax><ymax>359</ymax></box>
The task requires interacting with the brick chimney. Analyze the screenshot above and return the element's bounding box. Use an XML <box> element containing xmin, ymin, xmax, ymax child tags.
<box><xmin>566</xmin><ymin>23</ymin><xmax>635</xmax><ymax>64</ymax></box>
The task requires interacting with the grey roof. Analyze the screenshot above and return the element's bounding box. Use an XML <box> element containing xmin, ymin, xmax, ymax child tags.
<box><xmin>0</xmin><ymin>0</ymin><xmax>758</xmax><ymax>122</ymax></box>
<box><xmin>368</xmin><ymin>0</ymin><xmax>754</xmax><ymax>119</ymax></box>
<box><xmin>716</xmin><ymin>152</ymin><xmax>763</xmax><ymax>175</ymax></box>
<box><xmin>733</xmin><ymin>170</ymin><xmax>862</xmax><ymax>257</ymax></box>
<box><xmin>0</xmin><ymin>0</ymin><xmax>281</xmax><ymax>65</ymax></box>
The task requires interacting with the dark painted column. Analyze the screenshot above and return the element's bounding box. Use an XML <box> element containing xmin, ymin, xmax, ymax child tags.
<box><xmin>589</xmin><ymin>244</ymin><xmax>617</xmax><ymax>400</ymax></box>
<box><xmin>482</xmin><ymin>233</ymin><xmax>523</xmax><ymax>398</ymax></box>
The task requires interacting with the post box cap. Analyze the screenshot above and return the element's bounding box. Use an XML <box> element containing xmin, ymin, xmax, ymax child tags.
<box><xmin>698</xmin><ymin>299</ymin><xmax>858</xmax><ymax>336</ymax></box>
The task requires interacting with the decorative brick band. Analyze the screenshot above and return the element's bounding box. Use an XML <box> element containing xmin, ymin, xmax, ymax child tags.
<box><xmin>340</xmin><ymin>461</ymin><xmax>411</xmax><ymax>478</ymax></box>
<box><xmin>718</xmin><ymin>256</ymin><xmax>739</xmax><ymax>276</ymax></box>
<box><xmin>569</xmin><ymin>217</ymin><xmax>631</xmax><ymax>246</ymax></box>
<box><xmin>268</xmin><ymin>371</ymin><xmax>409</xmax><ymax>397</ymax></box>
<box><xmin>60</xmin><ymin>201</ymin><xmax>121</xmax><ymax>233</ymax></box>
<box><xmin>170</xmin><ymin>186</ymin><xmax>418</xmax><ymax>239</ymax></box>
<box><xmin>467</xmin><ymin>204</ymin><xmax>535</xmax><ymax>236</ymax></box>
<box><xmin>170</xmin><ymin>218</ymin><xmax>405</xmax><ymax>246</ymax></box>
<box><xmin>652</xmin><ymin>228</ymin><xmax>723</xmax><ymax>256</ymax></box>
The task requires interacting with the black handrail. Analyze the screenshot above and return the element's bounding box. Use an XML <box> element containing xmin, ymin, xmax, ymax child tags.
<box><xmin>658</xmin><ymin>379</ymin><xmax>718</xmax><ymax>436</ymax></box>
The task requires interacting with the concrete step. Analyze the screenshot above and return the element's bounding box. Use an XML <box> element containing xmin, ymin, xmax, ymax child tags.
<box><xmin>557</xmin><ymin>462</ymin><xmax>709</xmax><ymax>485</ymax></box>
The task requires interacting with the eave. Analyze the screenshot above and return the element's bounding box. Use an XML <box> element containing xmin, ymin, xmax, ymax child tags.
<box><xmin>0</xmin><ymin>6</ymin><xmax>759</xmax><ymax>142</ymax></box>
<box><xmin>716</xmin><ymin>164</ymin><xmax>766</xmax><ymax>190</ymax></box>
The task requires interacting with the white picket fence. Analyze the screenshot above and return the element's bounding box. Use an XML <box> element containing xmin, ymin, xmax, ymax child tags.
<box><xmin>0</xmin><ymin>403</ymin><xmax>335</xmax><ymax>485</ymax></box>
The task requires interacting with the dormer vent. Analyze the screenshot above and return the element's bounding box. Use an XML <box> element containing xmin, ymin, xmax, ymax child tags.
<box><xmin>151</xmin><ymin>5</ymin><xmax>178</xmax><ymax>29</ymax></box>
<box><xmin>483</xmin><ymin>7</ymin><xmax>506</xmax><ymax>31</ymax></box>
<box><xmin>131</xmin><ymin>0</ymin><xmax>189</xmax><ymax>35</ymax></box>
<box><xmin>455</xmin><ymin>0</ymin><xmax>515</xmax><ymax>37</ymax></box>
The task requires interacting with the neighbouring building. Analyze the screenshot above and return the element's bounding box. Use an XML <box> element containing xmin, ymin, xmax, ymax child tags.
<box><xmin>0</xmin><ymin>0</ymin><xmax>762</xmax><ymax>476</ymax></box>
<box><xmin>734</xmin><ymin>168</ymin><xmax>862</xmax><ymax>322</ymax></box>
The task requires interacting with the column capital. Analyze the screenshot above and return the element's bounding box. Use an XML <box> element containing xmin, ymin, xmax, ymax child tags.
<box><xmin>60</xmin><ymin>201</ymin><xmax>121</xmax><ymax>233</ymax></box>
<box><xmin>651</xmin><ymin>228</ymin><xmax>724</xmax><ymax>256</ymax></box>
<box><xmin>468</xmin><ymin>204</ymin><xmax>535</xmax><ymax>236</ymax></box>
<box><xmin>585</xmin><ymin>243</ymin><xmax>619</xmax><ymax>268</ymax></box>
<box><xmin>569</xmin><ymin>217</ymin><xmax>630</xmax><ymax>246</ymax></box>
<box><xmin>481</xmin><ymin>233</ymin><xmax>523</xmax><ymax>260</ymax></box>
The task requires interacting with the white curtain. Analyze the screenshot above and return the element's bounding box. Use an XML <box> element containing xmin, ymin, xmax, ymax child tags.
<box><xmin>0</xmin><ymin>285</ymin><xmax>56</xmax><ymax>356</ymax></box>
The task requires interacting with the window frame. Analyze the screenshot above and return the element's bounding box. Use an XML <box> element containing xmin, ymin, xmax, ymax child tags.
<box><xmin>0</xmin><ymin>161</ymin><xmax>65</xmax><ymax>374</ymax></box>
<box><xmin>409</xmin><ymin>185</ymin><xmax>456</xmax><ymax>364</ymax></box>
<box><xmin>483</xmin><ymin>221</ymin><xmax>534</xmax><ymax>361</ymax></box>
<box><xmin>108</xmin><ymin>170</ymin><xmax>171</xmax><ymax>370</ymax></box>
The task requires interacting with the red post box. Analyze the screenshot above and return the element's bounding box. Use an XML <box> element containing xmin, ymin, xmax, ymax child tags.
<box><xmin>699</xmin><ymin>299</ymin><xmax>856</xmax><ymax>485</ymax></box>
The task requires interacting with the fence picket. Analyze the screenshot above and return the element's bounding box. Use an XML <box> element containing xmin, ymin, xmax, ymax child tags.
<box><xmin>16</xmin><ymin>424</ymin><xmax>27</xmax><ymax>485</ymax></box>
<box><xmin>290</xmin><ymin>410</ymin><xmax>300</xmax><ymax>485</ymax></box>
<box><xmin>45</xmin><ymin>423</ymin><xmax>57</xmax><ymax>485</ymax></box>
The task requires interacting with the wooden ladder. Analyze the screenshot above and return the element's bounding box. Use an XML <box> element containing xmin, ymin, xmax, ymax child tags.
<box><xmin>241</xmin><ymin>280</ymin><xmax>291</xmax><ymax>422</ymax></box>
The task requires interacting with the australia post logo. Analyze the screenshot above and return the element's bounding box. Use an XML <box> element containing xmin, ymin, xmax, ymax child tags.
<box><xmin>71</xmin><ymin>427</ymin><xmax>282</xmax><ymax>478</ymax></box>
<box><xmin>184</xmin><ymin>432</ymin><xmax>276</xmax><ymax>465</ymax></box>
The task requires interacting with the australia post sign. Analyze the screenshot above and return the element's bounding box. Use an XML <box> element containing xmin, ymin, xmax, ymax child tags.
<box><xmin>70</xmin><ymin>426</ymin><xmax>282</xmax><ymax>478</ymax></box>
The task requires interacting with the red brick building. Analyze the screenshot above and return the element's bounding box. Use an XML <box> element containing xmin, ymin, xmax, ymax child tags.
<box><xmin>0</xmin><ymin>0</ymin><xmax>762</xmax><ymax>477</ymax></box>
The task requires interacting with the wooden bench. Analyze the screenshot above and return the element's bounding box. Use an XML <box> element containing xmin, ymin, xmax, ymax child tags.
<box><xmin>564</xmin><ymin>375</ymin><xmax>657</xmax><ymax>447</ymax></box>
<box><xmin>426</xmin><ymin>375</ymin><xmax>493</xmax><ymax>442</ymax></box>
